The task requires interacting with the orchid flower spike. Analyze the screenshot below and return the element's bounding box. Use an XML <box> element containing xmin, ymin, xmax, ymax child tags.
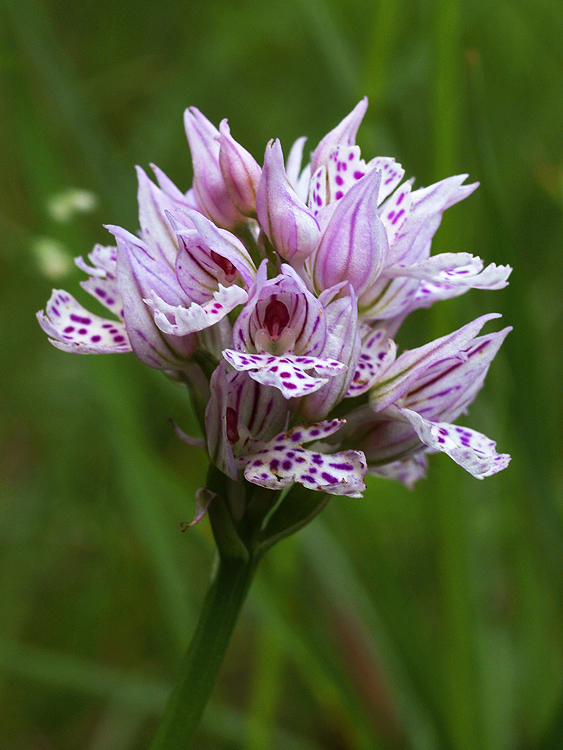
<box><xmin>39</xmin><ymin>98</ymin><xmax>512</xmax><ymax>537</ymax></box>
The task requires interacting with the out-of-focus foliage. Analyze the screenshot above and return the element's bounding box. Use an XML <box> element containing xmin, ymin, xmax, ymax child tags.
<box><xmin>0</xmin><ymin>0</ymin><xmax>562</xmax><ymax>748</ymax></box>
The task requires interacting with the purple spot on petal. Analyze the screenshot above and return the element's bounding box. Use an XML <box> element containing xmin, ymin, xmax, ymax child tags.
<box><xmin>321</xmin><ymin>472</ymin><xmax>339</xmax><ymax>484</ymax></box>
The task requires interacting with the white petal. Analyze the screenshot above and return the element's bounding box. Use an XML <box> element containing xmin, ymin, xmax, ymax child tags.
<box><xmin>399</xmin><ymin>408</ymin><xmax>511</xmax><ymax>479</ymax></box>
<box><xmin>37</xmin><ymin>290</ymin><xmax>130</xmax><ymax>354</ymax></box>
<box><xmin>147</xmin><ymin>284</ymin><xmax>248</xmax><ymax>335</ymax></box>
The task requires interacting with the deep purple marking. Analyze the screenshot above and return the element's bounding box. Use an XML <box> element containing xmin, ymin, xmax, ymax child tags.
<box><xmin>310</xmin><ymin>429</ymin><xmax>320</xmax><ymax>436</ymax></box>
<box><xmin>106</xmin><ymin>299</ymin><xmax>115</xmax><ymax>306</ymax></box>
<box><xmin>95</xmin><ymin>288</ymin><xmax>107</xmax><ymax>298</ymax></box>
<box><xmin>91</xmin><ymin>335</ymin><xmax>101</xmax><ymax>343</ymax></box>
<box><xmin>309</xmin><ymin>467</ymin><xmax>317</xmax><ymax>474</ymax></box>
<box><xmin>321</xmin><ymin>472</ymin><xmax>339</xmax><ymax>484</ymax></box>
<box><xmin>392</xmin><ymin>209</ymin><xmax>405</xmax><ymax>225</ymax></box>
<box><xmin>270</xmin><ymin>365</ymin><xmax>278</xmax><ymax>372</ymax></box>
<box><xmin>290</xmin><ymin>432</ymin><xmax>302</xmax><ymax>442</ymax></box>
<box><xmin>280</xmin><ymin>371</ymin><xmax>291</xmax><ymax>378</ymax></box>
<box><xmin>285</xmin><ymin>382</ymin><xmax>297</xmax><ymax>389</ymax></box>
<box><xmin>269</xmin><ymin>458</ymin><xmax>280</xmax><ymax>471</ymax></box>
<box><xmin>295</xmin><ymin>456</ymin><xmax>306</xmax><ymax>463</ymax></box>
<box><xmin>396</xmin><ymin>192</ymin><xmax>405</xmax><ymax>205</ymax></box>
<box><xmin>282</xmin><ymin>460</ymin><xmax>292</xmax><ymax>471</ymax></box>
<box><xmin>78</xmin><ymin>328</ymin><xmax>88</xmax><ymax>335</ymax></box>
<box><xmin>329</xmin><ymin>462</ymin><xmax>354</xmax><ymax>471</ymax></box>
<box><xmin>335</xmin><ymin>175</ymin><xmax>344</xmax><ymax>186</ymax></box>
<box><xmin>113</xmin><ymin>335</ymin><xmax>125</xmax><ymax>343</ymax></box>
<box><xmin>311</xmin><ymin>454</ymin><xmax>323</xmax><ymax>465</ymax></box>
<box><xmin>63</xmin><ymin>326</ymin><xmax>75</xmax><ymax>333</ymax></box>
<box><xmin>348</xmin><ymin>153</ymin><xmax>354</xmax><ymax>160</ymax></box>
<box><xmin>335</xmin><ymin>191</ymin><xmax>344</xmax><ymax>200</ymax></box>
<box><xmin>70</xmin><ymin>314</ymin><xmax>92</xmax><ymax>325</ymax></box>
<box><xmin>353</xmin><ymin>171</ymin><xmax>365</xmax><ymax>180</ymax></box>
<box><xmin>102</xmin><ymin>323</ymin><xmax>113</xmax><ymax>329</ymax></box>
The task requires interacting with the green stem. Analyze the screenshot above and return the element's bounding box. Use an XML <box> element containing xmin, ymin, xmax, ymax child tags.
<box><xmin>149</xmin><ymin>551</ymin><xmax>261</xmax><ymax>749</ymax></box>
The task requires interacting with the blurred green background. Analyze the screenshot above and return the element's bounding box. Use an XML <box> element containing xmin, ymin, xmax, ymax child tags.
<box><xmin>1</xmin><ymin>0</ymin><xmax>562</xmax><ymax>747</ymax></box>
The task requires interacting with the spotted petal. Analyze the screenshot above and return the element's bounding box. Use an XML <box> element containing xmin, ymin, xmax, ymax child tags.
<box><xmin>223</xmin><ymin>350</ymin><xmax>346</xmax><ymax>399</ymax></box>
<box><xmin>399</xmin><ymin>408</ymin><xmax>511</xmax><ymax>479</ymax></box>
<box><xmin>37</xmin><ymin>290</ymin><xmax>130</xmax><ymax>354</ymax></box>
<box><xmin>242</xmin><ymin>420</ymin><xmax>367</xmax><ymax>497</ymax></box>
<box><xmin>147</xmin><ymin>283</ymin><xmax>248</xmax><ymax>336</ymax></box>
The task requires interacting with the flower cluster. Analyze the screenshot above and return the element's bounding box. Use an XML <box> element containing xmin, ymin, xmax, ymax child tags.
<box><xmin>38</xmin><ymin>99</ymin><xmax>512</xmax><ymax>501</ymax></box>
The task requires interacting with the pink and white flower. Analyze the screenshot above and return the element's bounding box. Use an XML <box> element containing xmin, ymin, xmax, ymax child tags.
<box><xmin>39</xmin><ymin>98</ymin><xmax>512</xmax><ymax>518</ymax></box>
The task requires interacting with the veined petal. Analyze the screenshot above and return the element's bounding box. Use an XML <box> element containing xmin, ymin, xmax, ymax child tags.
<box><xmin>312</xmin><ymin>169</ymin><xmax>388</xmax><ymax>296</ymax></box>
<box><xmin>399</xmin><ymin>408</ymin><xmax>511</xmax><ymax>479</ymax></box>
<box><xmin>405</xmin><ymin>327</ymin><xmax>512</xmax><ymax>422</ymax></box>
<box><xmin>371</xmin><ymin>313</ymin><xmax>501</xmax><ymax>412</ymax></box>
<box><xmin>223</xmin><ymin>349</ymin><xmax>346</xmax><ymax>399</ymax></box>
<box><xmin>147</xmin><ymin>283</ymin><xmax>248</xmax><ymax>336</ymax></box>
<box><xmin>219</xmin><ymin>119</ymin><xmax>262</xmax><ymax>217</ymax></box>
<box><xmin>257</xmin><ymin>139</ymin><xmax>321</xmax><ymax>263</ymax></box>
<box><xmin>241</xmin><ymin>419</ymin><xmax>367</xmax><ymax>497</ymax></box>
<box><xmin>37</xmin><ymin>290</ymin><xmax>130</xmax><ymax>354</ymax></box>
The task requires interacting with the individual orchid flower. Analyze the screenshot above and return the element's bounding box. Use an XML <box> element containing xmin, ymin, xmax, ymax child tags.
<box><xmin>223</xmin><ymin>261</ymin><xmax>347</xmax><ymax>398</ymax></box>
<box><xmin>145</xmin><ymin>209</ymin><xmax>256</xmax><ymax>337</ymax></box>
<box><xmin>341</xmin><ymin>315</ymin><xmax>513</xmax><ymax>481</ymax></box>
